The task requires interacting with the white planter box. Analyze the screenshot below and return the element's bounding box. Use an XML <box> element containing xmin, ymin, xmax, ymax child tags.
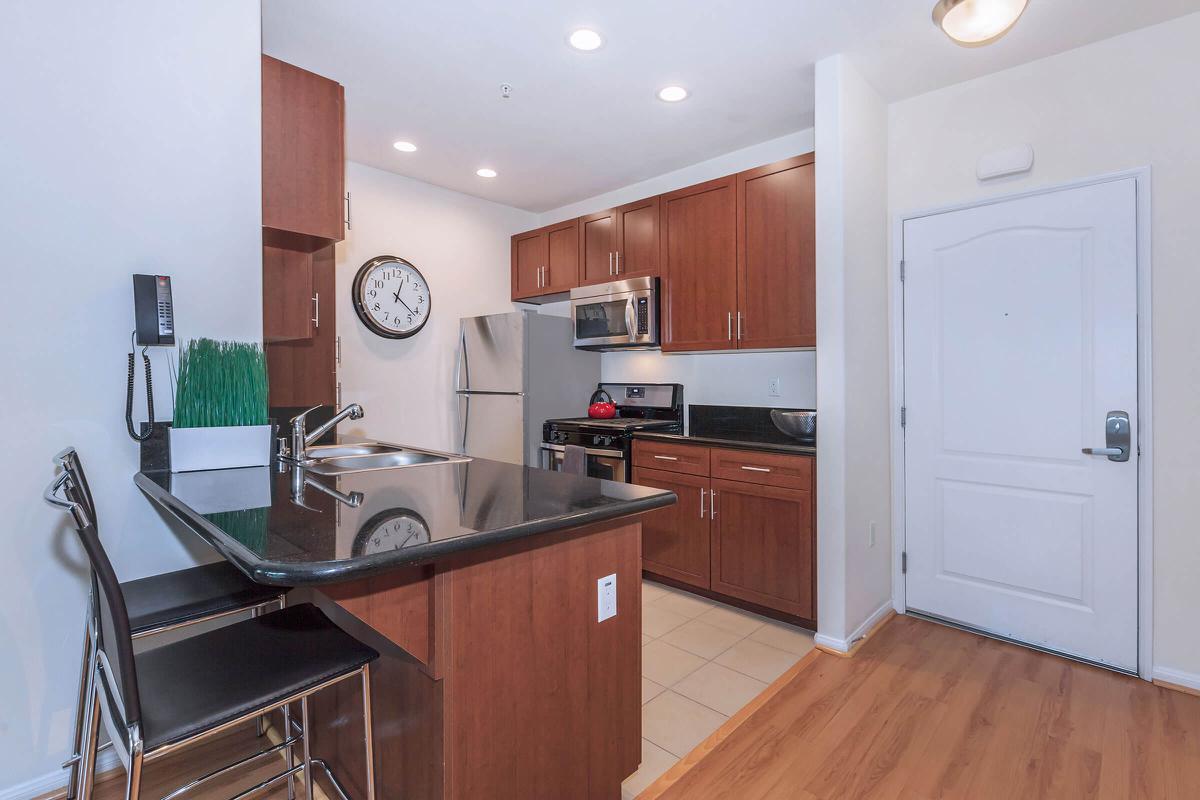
<box><xmin>168</xmin><ymin>425</ymin><xmax>272</xmax><ymax>473</ymax></box>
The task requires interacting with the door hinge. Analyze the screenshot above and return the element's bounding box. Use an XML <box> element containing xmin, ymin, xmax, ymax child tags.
<box><xmin>900</xmin><ymin>406</ymin><xmax>907</xmax><ymax>428</ymax></box>
<box><xmin>900</xmin><ymin>259</ymin><xmax>906</xmax><ymax>282</ymax></box>
<box><xmin>336</xmin><ymin>336</ymin><xmax>342</xmax><ymax>365</ymax></box>
<box><xmin>902</xmin><ymin>552</ymin><xmax>908</xmax><ymax>574</ymax></box>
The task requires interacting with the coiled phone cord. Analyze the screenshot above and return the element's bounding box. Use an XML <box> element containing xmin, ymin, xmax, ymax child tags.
<box><xmin>126</xmin><ymin>344</ymin><xmax>155</xmax><ymax>441</ymax></box>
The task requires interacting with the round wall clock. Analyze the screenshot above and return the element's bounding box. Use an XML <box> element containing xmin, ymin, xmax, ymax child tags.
<box><xmin>352</xmin><ymin>255</ymin><xmax>431</xmax><ymax>339</ymax></box>
<box><xmin>352</xmin><ymin>508</ymin><xmax>431</xmax><ymax>556</ymax></box>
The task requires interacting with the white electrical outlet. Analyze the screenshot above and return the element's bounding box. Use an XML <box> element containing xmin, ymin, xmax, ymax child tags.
<box><xmin>767</xmin><ymin>377</ymin><xmax>782</xmax><ymax>397</ymax></box>
<box><xmin>869</xmin><ymin>521</ymin><xmax>877</xmax><ymax>548</ymax></box>
<box><xmin>597</xmin><ymin>573</ymin><xmax>617</xmax><ymax>622</ymax></box>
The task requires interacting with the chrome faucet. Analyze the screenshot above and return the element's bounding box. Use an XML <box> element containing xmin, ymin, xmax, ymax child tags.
<box><xmin>288</xmin><ymin>403</ymin><xmax>364</xmax><ymax>462</ymax></box>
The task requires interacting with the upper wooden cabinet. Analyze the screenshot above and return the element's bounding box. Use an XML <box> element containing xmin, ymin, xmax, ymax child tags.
<box><xmin>578</xmin><ymin>197</ymin><xmax>661</xmax><ymax>286</ymax></box>
<box><xmin>510</xmin><ymin>219</ymin><xmax>580</xmax><ymax>301</ymax></box>
<box><xmin>660</xmin><ymin>176</ymin><xmax>738</xmax><ymax>352</ymax></box>
<box><xmin>261</xmin><ymin>55</ymin><xmax>345</xmax><ymax>253</ymax></box>
<box><xmin>579</xmin><ymin>209</ymin><xmax>617</xmax><ymax>285</ymax></box>
<box><xmin>737</xmin><ymin>154</ymin><xmax>816</xmax><ymax>349</ymax></box>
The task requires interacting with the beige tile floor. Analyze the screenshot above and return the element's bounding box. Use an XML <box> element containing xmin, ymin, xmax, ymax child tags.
<box><xmin>621</xmin><ymin>580</ymin><xmax>816</xmax><ymax>799</ymax></box>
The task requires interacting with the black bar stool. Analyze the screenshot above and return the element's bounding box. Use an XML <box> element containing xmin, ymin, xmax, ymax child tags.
<box><xmin>46</xmin><ymin>449</ymin><xmax>379</xmax><ymax>800</ymax></box>
<box><xmin>57</xmin><ymin>449</ymin><xmax>292</xmax><ymax>799</ymax></box>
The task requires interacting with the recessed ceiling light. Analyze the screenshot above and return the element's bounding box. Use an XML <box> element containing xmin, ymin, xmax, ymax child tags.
<box><xmin>568</xmin><ymin>28</ymin><xmax>604</xmax><ymax>51</ymax></box>
<box><xmin>392</xmin><ymin>140</ymin><xmax>417</xmax><ymax>152</ymax></box>
<box><xmin>657</xmin><ymin>86</ymin><xmax>689</xmax><ymax>103</ymax></box>
<box><xmin>476</xmin><ymin>168</ymin><xmax>497</xmax><ymax>178</ymax></box>
<box><xmin>932</xmin><ymin>0</ymin><xmax>1028</xmax><ymax>47</ymax></box>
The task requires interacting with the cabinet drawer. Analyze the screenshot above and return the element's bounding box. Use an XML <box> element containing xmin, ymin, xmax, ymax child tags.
<box><xmin>710</xmin><ymin>448</ymin><xmax>813</xmax><ymax>490</ymax></box>
<box><xmin>632</xmin><ymin>439</ymin><xmax>709</xmax><ymax>476</ymax></box>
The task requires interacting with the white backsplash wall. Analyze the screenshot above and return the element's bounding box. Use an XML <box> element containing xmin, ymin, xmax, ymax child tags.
<box><xmin>335</xmin><ymin>161</ymin><xmax>538</xmax><ymax>451</ymax></box>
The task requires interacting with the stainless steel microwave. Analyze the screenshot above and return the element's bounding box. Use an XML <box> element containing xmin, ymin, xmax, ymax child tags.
<box><xmin>569</xmin><ymin>277</ymin><xmax>659</xmax><ymax>350</ymax></box>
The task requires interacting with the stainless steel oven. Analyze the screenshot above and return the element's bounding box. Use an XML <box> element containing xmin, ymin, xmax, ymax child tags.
<box><xmin>539</xmin><ymin>443</ymin><xmax>627</xmax><ymax>482</ymax></box>
<box><xmin>570</xmin><ymin>277</ymin><xmax>659</xmax><ymax>350</ymax></box>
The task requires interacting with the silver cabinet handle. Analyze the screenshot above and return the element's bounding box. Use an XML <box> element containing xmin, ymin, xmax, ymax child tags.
<box><xmin>741</xmin><ymin>465</ymin><xmax>771</xmax><ymax>473</ymax></box>
<box><xmin>700</xmin><ymin>488</ymin><xmax>706</xmax><ymax>519</ymax></box>
<box><xmin>727</xmin><ymin>311</ymin><xmax>733</xmax><ymax>341</ymax></box>
<box><xmin>737</xmin><ymin>311</ymin><xmax>743</xmax><ymax>340</ymax></box>
<box><xmin>711</xmin><ymin>490</ymin><xmax>717</xmax><ymax>519</ymax></box>
<box><xmin>609</xmin><ymin>251</ymin><xmax>614</xmax><ymax>276</ymax></box>
<box><xmin>312</xmin><ymin>293</ymin><xmax>319</xmax><ymax>328</ymax></box>
<box><xmin>615</xmin><ymin>251</ymin><xmax>621</xmax><ymax>274</ymax></box>
<box><xmin>345</xmin><ymin>192</ymin><xmax>352</xmax><ymax>230</ymax></box>
<box><xmin>653</xmin><ymin>455</ymin><xmax>679</xmax><ymax>461</ymax></box>
<box><xmin>1082</xmin><ymin>410</ymin><xmax>1131</xmax><ymax>462</ymax></box>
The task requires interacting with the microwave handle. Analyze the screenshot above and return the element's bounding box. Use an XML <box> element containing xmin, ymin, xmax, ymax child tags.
<box><xmin>625</xmin><ymin>299</ymin><xmax>637</xmax><ymax>338</ymax></box>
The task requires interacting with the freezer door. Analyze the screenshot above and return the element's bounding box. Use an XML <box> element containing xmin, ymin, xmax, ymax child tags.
<box><xmin>457</xmin><ymin>312</ymin><xmax>526</xmax><ymax>393</ymax></box>
<box><xmin>457</xmin><ymin>392</ymin><xmax>526</xmax><ymax>465</ymax></box>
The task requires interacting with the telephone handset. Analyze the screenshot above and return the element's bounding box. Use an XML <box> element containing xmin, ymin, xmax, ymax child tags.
<box><xmin>126</xmin><ymin>275</ymin><xmax>175</xmax><ymax>441</ymax></box>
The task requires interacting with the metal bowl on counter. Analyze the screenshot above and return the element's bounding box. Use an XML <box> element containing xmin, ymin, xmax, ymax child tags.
<box><xmin>770</xmin><ymin>409</ymin><xmax>816</xmax><ymax>441</ymax></box>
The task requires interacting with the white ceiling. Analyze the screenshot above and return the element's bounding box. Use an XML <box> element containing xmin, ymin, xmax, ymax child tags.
<box><xmin>262</xmin><ymin>0</ymin><xmax>1200</xmax><ymax>212</ymax></box>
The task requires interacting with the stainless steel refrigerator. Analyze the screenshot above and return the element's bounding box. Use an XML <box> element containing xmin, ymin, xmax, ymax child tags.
<box><xmin>455</xmin><ymin>311</ymin><xmax>599</xmax><ymax>465</ymax></box>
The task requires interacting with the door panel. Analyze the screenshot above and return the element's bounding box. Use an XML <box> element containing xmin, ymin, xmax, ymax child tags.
<box><xmin>615</xmin><ymin>196</ymin><xmax>660</xmax><ymax>279</ymax></box>
<box><xmin>545</xmin><ymin>219</ymin><xmax>580</xmax><ymax>293</ymax></box>
<box><xmin>709</xmin><ymin>478</ymin><xmax>813</xmax><ymax>618</ymax></box>
<box><xmin>457</xmin><ymin>313</ymin><xmax>525</xmax><ymax>393</ymax></box>
<box><xmin>633</xmin><ymin>467</ymin><xmax>710</xmax><ymax>589</ymax></box>
<box><xmin>737</xmin><ymin>155</ymin><xmax>815</xmax><ymax>349</ymax></box>
<box><xmin>580</xmin><ymin>210</ymin><xmax>617</xmax><ymax>286</ymax></box>
<box><xmin>457</xmin><ymin>393</ymin><xmax>525</xmax><ymax>464</ymax></box>
<box><xmin>661</xmin><ymin>176</ymin><xmax>737</xmax><ymax>351</ymax></box>
<box><xmin>903</xmin><ymin>178</ymin><xmax>1138</xmax><ymax>671</ymax></box>
<box><xmin>511</xmin><ymin>230</ymin><xmax>546</xmax><ymax>300</ymax></box>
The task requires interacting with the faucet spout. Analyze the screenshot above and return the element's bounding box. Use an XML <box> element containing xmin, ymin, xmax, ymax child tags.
<box><xmin>304</xmin><ymin>403</ymin><xmax>364</xmax><ymax>448</ymax></box>
<box><xmin>288</xmin><ymin>403</ymin><xmax>365</xmax><ymax>462</ymax></box>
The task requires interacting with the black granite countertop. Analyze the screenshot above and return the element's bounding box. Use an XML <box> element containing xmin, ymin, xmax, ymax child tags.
<box><xmin>632</xmin><ymin>431</ymin><xmax>816</xmax><ymax>456</ymax></box>
<box><xmin>135</xmin><ymin>452</ymin><xmax>675</xmax><ymax>586</ymax></box>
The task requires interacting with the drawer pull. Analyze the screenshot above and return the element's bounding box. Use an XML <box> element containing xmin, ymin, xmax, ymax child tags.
<box><xmin>653</xmin><ymin>455</ymin><xmax>679</xmax><ymax>461</ymax></box>
<box><xmin>740</xmin><ymin>465</ymin><xmax>772</xmax><ymax>473</ymax></box>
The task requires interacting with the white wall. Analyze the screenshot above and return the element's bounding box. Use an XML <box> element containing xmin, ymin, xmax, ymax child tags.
<box><xmin>889</xmin><ymin>12</ymin><xmax>1200</xmax><ymax>683</ymax></box>
<box><xmin>813</xmin><ymin>55</ymin><xmax>893</xmax><ymax>649</ymax></box>
<box><xmin>535</xmin><ymin>130</ymin><xmax>820</xmax><ymax>417</ymax></box>
<box><xmin>0</xmin><ymin>2</ymin><xmax>263</xmax><ymax>796</ymax></box>
<box><xmin>335</xmin><ymin>162</ymin><xmax>538</xmax><ymax>449</ymax></box>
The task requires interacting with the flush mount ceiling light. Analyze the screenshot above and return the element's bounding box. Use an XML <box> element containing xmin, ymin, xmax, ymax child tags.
<box><xmin>568</xmin><ymin>28</ymin><xmax>604</xmax><ymax>51</ymax></box>
<box><xmin>657</xmin><ymin>85</ymin><xmax>689</xmax><ymax>103</ymax></box>
<box><xmin>933</xmin><ymin>0</ymin><xmax>1029</xmax><ymax>47</ymax></box>
<box><xmin>476</xmin><ymin>168</ymin><xmax>497</xmax><ymax>178</ymax></box>
<box><xmin>392</xmin><ymin>140</ymin><xmax>417</xmax><ymax>152</ymax></box>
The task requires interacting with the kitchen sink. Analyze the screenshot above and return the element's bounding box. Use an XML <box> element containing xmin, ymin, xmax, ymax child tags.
<box><xmin>299</xmin><ymin>442</ymin><xmax>470</xmax><ymax>475</ymax></box>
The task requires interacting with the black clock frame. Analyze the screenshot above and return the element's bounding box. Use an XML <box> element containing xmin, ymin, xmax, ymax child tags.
<box><xmin>351</xmin><ymin>508</ymin><xmax>431</xmax><ymax>557</ymax></box>
<box><xmin>351</xmin><ymin>255</ymin><xmax>431</xmax><ymax>339</ymax></box>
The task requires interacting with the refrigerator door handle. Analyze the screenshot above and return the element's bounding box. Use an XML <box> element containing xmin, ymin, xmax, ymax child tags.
<box><xmin>455</xmin><ymin>325</ymin><xmax>470</xmax><ymax>392</ymax></box>
<box><xmin>458</xmin><ymin>393</ymin><xmax>470</xmax><ymax>454</ymax></box>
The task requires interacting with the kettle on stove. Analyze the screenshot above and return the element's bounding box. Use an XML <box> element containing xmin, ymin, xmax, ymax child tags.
<box><xmin>587</xmin><ymin>389</ymin><xmax>617</xmax><ymax>419</ymax></box>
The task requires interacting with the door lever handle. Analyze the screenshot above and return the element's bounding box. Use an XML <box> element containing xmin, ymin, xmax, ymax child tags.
<box><xmin>1082</xmin><ymin>410</ymin><xmax>1131</xmax><ymax>462</ymax></box>
<box><xmin>1082</xmin><ymin>447</ymin><xmax>1125</xmax><ymax>457</ymax></box>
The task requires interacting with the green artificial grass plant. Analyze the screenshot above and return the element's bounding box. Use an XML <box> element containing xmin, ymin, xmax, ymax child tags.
<box><xmin>173</xmin><ymin>338</ymin><xmax>268</xmax><ymax>429</ymax></box>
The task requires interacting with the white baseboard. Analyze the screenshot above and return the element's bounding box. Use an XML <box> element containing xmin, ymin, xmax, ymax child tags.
<box><xmin>0</xmin><ymin>750</ymin><xmax>120</xmax><ymax>800</ymax></box>
<box><xmin>814</xmin><ymin>601</ymin><xmax>894</xmax><ymax>654</ymax></box>
<box><xmin>1153</xmin><ymin>665</ymin><xmax>1200</xmax><ymax>694</ymax></box>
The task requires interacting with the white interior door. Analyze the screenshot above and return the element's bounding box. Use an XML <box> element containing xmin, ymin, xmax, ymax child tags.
<box><xmin>903</xmin><ymin>178</ymin><xmax>1139</xmax><ymax>671</ymax></box>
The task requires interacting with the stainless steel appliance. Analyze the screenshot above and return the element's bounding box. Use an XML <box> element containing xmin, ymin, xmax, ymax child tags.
<box><xmin>455</xmin><ymin>311</ymin><xmax>600</xmax><ymax>466</ymax></box>
<box><xmin>541</xmin><ymin>383</ymin><xmax>683</xmax><ymax>482</ymax></box>
<box><xmin>569</xmin><ymin>276</ymin><xmax>659</xmax><ymax>350</ymax></box>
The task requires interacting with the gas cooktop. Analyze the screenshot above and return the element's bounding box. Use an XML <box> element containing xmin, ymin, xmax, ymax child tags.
<box><xmin>546</xmin><ymin>416</ymin><xmax>679</xmax><ymax>431</ymax></box>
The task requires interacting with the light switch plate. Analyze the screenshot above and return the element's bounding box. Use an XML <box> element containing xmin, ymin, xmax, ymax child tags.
<box><xmin>597</xmin><ymin>573</ymin><xmax>617</xmax><ymax>622</ymax></box>
<box><xmin>767</xmin><ymin>377</ymin><xmax>782</xmax><ymax>397</ymax></box>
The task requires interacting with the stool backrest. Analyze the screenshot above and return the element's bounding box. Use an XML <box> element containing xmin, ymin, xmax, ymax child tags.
<box><xmin>47</xmin><ymin>449</ymin><xmax>142</xmax><ymax>731</ymax></box>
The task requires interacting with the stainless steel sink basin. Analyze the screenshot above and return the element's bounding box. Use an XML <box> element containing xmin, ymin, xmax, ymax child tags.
<box><xmin>299</xmin><ymin>442</ymin><xmax>470</xmax><ymax>475</ymax></box>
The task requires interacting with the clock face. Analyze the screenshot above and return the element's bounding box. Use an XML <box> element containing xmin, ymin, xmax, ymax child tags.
<box><xmin>353</xmin><ymin>509</ymin><xmax>431</xmax><ymax>556</ymax></box>
<box><xmin>352</xmin><ymin>256</ymin><xmax>431</xmax><ymax>339</ymax></box>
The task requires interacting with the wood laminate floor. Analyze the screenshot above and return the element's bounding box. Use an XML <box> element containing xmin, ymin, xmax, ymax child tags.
<box><xmin>646</xmin><ymin>614</ymin><xmax>1200</xmax><ymax>800</ymax></box>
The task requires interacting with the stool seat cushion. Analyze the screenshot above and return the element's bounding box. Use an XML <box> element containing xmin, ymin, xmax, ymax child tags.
<box><xmin>121</xmin><ymin>562</ymin><xmax>288</xmax><ymax>635</ymax></box>
<box><xmin>136</xmin><ymin>603</ymin><xmax>378</xmax><ymax>750</ymax></box>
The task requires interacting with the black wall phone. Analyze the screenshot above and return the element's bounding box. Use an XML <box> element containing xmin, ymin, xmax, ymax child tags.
<box><xmin>126</xmin><ymin>274</ymin><xmax>175</xmax><ymax>441</ymax></box>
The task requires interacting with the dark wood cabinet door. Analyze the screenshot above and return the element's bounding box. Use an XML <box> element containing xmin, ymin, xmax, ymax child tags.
<box><xmin>511</xmin><ymin>229</ymin><xmax>547</xmax><ymax>300</ymax></box>
<box><xmin>579</xmin><ymin>209</ymin><xmax>617</xmax><ymax>286</ymax></box>
<box><xmin>262</xmin><ymin>245</ymin><xmax>314</xmax><ymax>343</ymax></box>
<box><xmin>633</xmin><ymin>467</ymin><xmax>711</xmax><ymax>589</ymax></box>
<box><xmin>266</xmin><ymin>245</ymin><xmax>337</xmax><ymax>407</ymax></box>
<box><xmin>544</xmin><ymin>219</ymin><xmax>580</xmax><ymax>293</ymax></box>
<box><xmin>737</xmin><ymin>154</ymin><xmax>816</xmax><ymax>349</ymax></box>
<box><xmin>261</xmin><ymin>55</ymin><xmax>345</xmax><ymax>252</ymax></box>
<box><xmin>709</xmin><ymin>478</ymin><xmax>814</xmax><ymax>619</ymax></box>
<box><xmin>660</xmin><ymin>176</ymin><xmax>738</xmax><ymax>352</ymax></box>
<box><xmin>614</xmin><ymin>196</ymin><xmax>660</xmax><ymax>279</ymax></box>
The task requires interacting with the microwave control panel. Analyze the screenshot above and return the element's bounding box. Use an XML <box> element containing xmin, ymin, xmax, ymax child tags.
<box><xmin>636</xmin><ymin>297</ymin><xmax>649</xmax><ymax>334</ymax></box>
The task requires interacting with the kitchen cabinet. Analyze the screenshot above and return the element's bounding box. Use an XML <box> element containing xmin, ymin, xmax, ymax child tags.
<box><xmin>737</xmin><ymin>154</ymin><xmax>816</xmax><ymax>349</ymax></box>
<box><xmin>262</xmin><ymin>246</ymin><xmax>314</xmax><ymax>343</ymax></box>
<box><xmin>660</xmin><ymin>176</ymin><xmax>738</xmax><ymax>351</ymax></box>
<box><xmin>579</xmin><ymin>209</ymin><xmax>617</xmax><ymax>285</ymax></box>
<box><xmin>510</xmin><ymin>219</ymin><xmax>580</xmax><ymax>301</ymax></box>
<box><xmin>632</xmin><ymin>467</ymin><xmax>710</xmax><ymax>589</ymax></box>
<box><xmin>632</xmin><ymin>438</ymin><xmax>816</xmax><ymax>623</ymax></box>
<box><xmin>261</xmin><ymin>55</ymin><xmax>345</xmax><ymax>253</ymax></box>
<box><xmin>265</xmin><ymin>245</ymin><xmax>337</xmax><ymax>407</ymax></box>
<box><xmin>578</xmin><ymin>196</ymin><xmax>661</xmax><ymax>286</ymax></box>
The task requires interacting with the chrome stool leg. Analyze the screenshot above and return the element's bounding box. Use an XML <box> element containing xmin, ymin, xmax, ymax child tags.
<box><xmin>66</xmin><ymin>608</ymin><xmax>96</xmax><ymax>800</ymax></box>
<box><xmin>282</xmin><ymin>703</ymin><xmax>296</xmax><ymax>800</ymax></box>
<box><xmin>361</xmin><ymin>666</ymin><xmax>375</xmax><ymax>800</ymax></box>
<box><xmin>78</xmin><ymin>684</ymin><xmax>101</xmax><ymax>800</ymax></box>
<box><xmin>301</xmin><ymin>696</ymin><xmax>313</xmax><ymax>800</ymax></box>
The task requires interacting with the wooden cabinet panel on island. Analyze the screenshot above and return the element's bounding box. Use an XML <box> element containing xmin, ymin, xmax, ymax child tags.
<box><xmin>261</xmin><ymin>55</ymin><xmax>345</xmax><ymax>252</ymax></box>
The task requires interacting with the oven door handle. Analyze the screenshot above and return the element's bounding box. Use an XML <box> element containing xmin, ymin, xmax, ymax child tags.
<box><xmin>539</xmin><ymin>443</ymin><xmax>626</xmax><ymax>458</ymax></box>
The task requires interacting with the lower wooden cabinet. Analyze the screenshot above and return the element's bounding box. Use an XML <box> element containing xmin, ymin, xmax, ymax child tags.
<box><xmin>633</xmin><ymin>440</ymin><xmax>816</xmax><ymax>623</ymax></box>
<box><xmin>632</xmin><ymin>467</ymin><xmax>710</xmax><ymax>589</ymax></box>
